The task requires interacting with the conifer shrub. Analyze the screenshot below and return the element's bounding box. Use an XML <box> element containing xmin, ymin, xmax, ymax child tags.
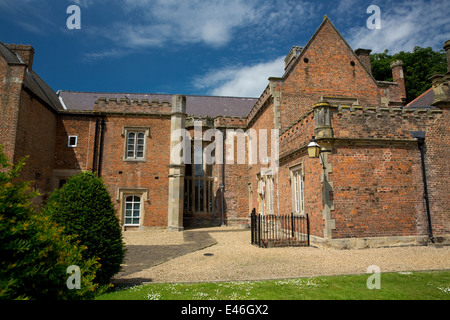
<box><xmin>0</xmin><ymin>146</ymin><xmax>102</xmax><ymax>300</ymax></box>
<box><xmin>43</xmin><ymin>172</ymin><xmax>125</xmax><ymax>285</ymax></box>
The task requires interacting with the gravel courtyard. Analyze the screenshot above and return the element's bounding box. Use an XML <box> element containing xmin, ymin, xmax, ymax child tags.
<box><xmin>113</xmin><ymin>226</ymin><xmax>450</xmax><ymax>284</ymax></box>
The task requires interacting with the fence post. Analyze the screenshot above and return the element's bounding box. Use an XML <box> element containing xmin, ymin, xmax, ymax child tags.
<box><xmin>251</xmin><ymin>208</ymin><xmax>256</xmax><ymax>245</ymax></box>
<box><xmin>258</xmin><ymin>213</ymin><xmax>261</xmax><ymax>247</ymax></box>
<box><xmin>291</xmin><ymin>212</ymin><xmax>294</xmax><ymax>238</ymax></box>
<box><xmin>306</xmin><ymin>213</ymin><xmax>310</xmax><ymax>246</ymax></box>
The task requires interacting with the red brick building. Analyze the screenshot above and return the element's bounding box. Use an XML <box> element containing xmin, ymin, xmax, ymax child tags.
<box><xmin>1</xmin><ymin>17</ymin><xmax>449</xmax><ymax>248</ymax></box>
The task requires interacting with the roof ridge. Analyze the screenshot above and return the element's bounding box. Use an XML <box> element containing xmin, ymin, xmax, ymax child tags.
<box><xmin>58</xmin><ymin>90</ymin><xmax>258</xmax><ymax>100</ymax></box>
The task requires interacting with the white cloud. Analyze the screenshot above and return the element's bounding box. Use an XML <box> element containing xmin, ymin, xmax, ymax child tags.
<box><xmin>346</xmin><ymin>0</ymin><xmax>450</xmax><ymax>53</ymax></box>
<box><xmin>195</xmin><ymin>57</ymin><xmax>285</xmax><ymax>97</ymax></box>
<box><xmin>82</xmin><ymin>48</ymin><xmax>129</xmax><ymax>62</ymax></box>
<box><xmin>71</xmin><ymin>0</ymin><xmax>95</xmax><ymax>8</ymax></box>
<box><xmin>84</xmin><ymin>0</ymin><xmax>316</xmax><ymax>60</ymax></box>
<box><xmin>115</xmin><ymin>0</ymin><xmax>258</xmax><ymax>48</ymax></box>
<box><xmin>90</xmin><ymin>0</ymin><xmax>316</xmax><ymax>49</ymax></box>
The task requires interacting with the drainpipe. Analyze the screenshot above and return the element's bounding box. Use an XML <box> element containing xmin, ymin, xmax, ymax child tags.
<box><xmin>220</xmin><ymin>129</ymin><xmax>226</xmax><ymax>226</ymax></box>
<box><xmin>92</xmin><ymin>118</ymin><xmax>100</xmax><ymax>173</ymax></box>
<box><xmin>98</xmin><ymin>118</ymin><xmax>106</xmax><ymax>177</ymax></box>
<box><xmin>411</xmin><ymin>131</ymin><xmax>434</xmax><ymax>243</ymax></box>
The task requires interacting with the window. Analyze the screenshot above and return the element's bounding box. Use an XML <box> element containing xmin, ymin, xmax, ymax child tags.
<box><xmin>124</xmin><ymin>195</ymin><xmax>141</xmax><ymax>226</ymax></box>
<box><xmin>123</xmin><ymin>126</ymin><xmax>149</xmax><ymax>161</ymax></box>
<box><xmin>68</xmin><ymin>135</ymin><xmax>77</xmax><ymax>147</ymax></box>
<box><xmin>266</xmin><ymin>175</ymin><xmax>274</xmax><ymax>213</ymax></box>
<box><xmin>184</xmin><ymin>143</ymin><xmax>214</xmax><ymax>214</ymax></box>
<box><xmin>291</xmin><ymin>167</ymin><xmax>305</xmax><ymax>214</ymax></box>
<box><xmin>256</xmin><ymin>174</ymin><xmax>264</xmax><ymax>214</ymax></box>
<box><xmin>126</xmin><ymin>132</ymin><xmax>145</xmax><ymax>159</ymax></box>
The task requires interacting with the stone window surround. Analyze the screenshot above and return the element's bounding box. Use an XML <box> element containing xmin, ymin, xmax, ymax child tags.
<box><xmin>116</xmin><ymin>187</ymin><xmax>149</xmax><ymax>227</ymax></box>
<box><xmin>121</xmin><ymin>126</ymin><xmax>150</xmax><ymax>162</ymax></box>
<box><xmin>289</xmin><ymin>163</ymin><xmax>305</xmax><ymax>216</ymax></box>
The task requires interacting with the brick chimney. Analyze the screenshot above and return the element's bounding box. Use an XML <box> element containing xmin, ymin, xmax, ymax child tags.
<box><xmin>444</xmin><ymin>40</ymin><xmax>450</xmax><ymax>75</ymax></box>
<box><xmin>355</xmin><ymin>48</ymin><xmax>372</xmax><ymax>75</ymax></box>
<box><xmin>390</xmin><ymin>60</ymin><xmax>406</xmax><ymax>103</ymax></box>
<box><xmin>5</xmin><ymin>44</ymin><xmax>35</xmax><ymax>69</ymax></box>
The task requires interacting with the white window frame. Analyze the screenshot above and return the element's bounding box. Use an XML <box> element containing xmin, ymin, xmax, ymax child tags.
<box><xmin>122</xmin><ymin>126</ymin><xmax>150</xmax><ymax>161</ymax></box>
<box><xmin>126</xmin><ymin>131</ymin><xmax>145</xmax><ymax>159</ymax></box>
<box><xmin>290</xmin><ymin>164</ymin><xmax>305</xmax><ymax>215</ymax></box>
<box><xmin>266</xmin><ymin>175</ymin><xmax>274</xmax><ymax>214</ymax></box>
<box><xmin>68</xmin><ymin>135</ymin><xmax>77</xmax><ymax>147</ymax></box>
<box><xmin>124</xmin><ymin>195</ymin><xmax>142</xmax><ymax>226</ymax></box>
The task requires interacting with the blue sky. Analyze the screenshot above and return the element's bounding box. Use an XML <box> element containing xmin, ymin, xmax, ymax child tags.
<box><xmin>0</xmin><ymin>0</ymin><xmax>449</xmax><ymax>98</ymax></box>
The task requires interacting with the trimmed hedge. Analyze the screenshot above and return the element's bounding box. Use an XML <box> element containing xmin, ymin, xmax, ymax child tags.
<box><xmin>43</xmin><ymin>172</ymin><xmax>125</xmax><ymax>285</ymax></box>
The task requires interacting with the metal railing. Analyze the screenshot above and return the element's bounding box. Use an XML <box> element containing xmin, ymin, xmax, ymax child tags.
<box><xmin>250</xmin><ymin>208</ymin><xmax>309</xmax><ymax>248</ymax></box>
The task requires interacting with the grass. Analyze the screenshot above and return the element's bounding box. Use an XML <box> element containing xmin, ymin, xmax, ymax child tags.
<box><xmin>97</xmin><ymin>270</ymin><xmax>450</xmax><ymax>300</ymax></box>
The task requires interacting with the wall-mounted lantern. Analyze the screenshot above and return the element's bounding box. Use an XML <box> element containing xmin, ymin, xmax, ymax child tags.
<box><xmin>307</xmin><ymin>136</ymin><xmax>331</xmax><ymax>169</ymax></box>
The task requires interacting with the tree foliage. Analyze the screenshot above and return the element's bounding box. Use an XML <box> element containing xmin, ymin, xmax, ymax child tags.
<box><xmin>43</xmin><ymin>172</ymin><xmax>125</xmax><ymax>285</ymax></box>
<box><xmin>0</xmin><ymin>146</ymin><xmax>102</xmax><ymax>300</ymax></box>
<box><xmin>371</xmin><ymin>46</ymin><xmax>447</xmax><ymax>103</ymax></box>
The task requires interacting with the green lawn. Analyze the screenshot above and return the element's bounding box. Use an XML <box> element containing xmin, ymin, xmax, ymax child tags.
<box><xmin>97</xmin><ymin>270</ymin><xmax>450</xmax><ymax>300</ymax></box>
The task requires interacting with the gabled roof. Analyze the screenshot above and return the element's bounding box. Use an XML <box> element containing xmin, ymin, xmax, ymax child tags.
<box><xmin>0</xmin><ymin>42</ymin><xmax>64</xmax><ymax>112</ymax></box>
<box><xmin>0</xmin><ymin>42</ymin><xmax>22</xmax><ymax>64</ymax></box>
<box><xmin>280</xmin><ymin>16</ymin><xmax>378</xmax><ymax>85</ymax></box>
<box><xmin>405</xmin><ymin>87</ymin><xmax>434</xmax><ymax>107</ymax></box>
<box><xmin>23</xmin><ymin>69</ymin><xmax>65</xmax><ymax>112</ymax></box>
<box><xmin>58</xmin><ymin>91</ymin><xmax>257</xmax><ymax>118</ymax></box>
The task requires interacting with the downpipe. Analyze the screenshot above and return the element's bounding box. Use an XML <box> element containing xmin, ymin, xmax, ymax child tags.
<box><xmin>412</xmin><ymin>131</ymin><xmax>434</xmax><ymax>244</ymax></box>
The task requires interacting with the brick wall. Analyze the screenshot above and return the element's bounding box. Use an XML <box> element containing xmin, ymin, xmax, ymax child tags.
<box><xmin>423</xmin><ymin>108</ymin><xmax>450</xmax><ymax>235</ymax></box>
<box><xmin>54</xmin><ymin>108</ymin><xmax>172</xmax><ymax>228</ymax></box>
<box><xmin>278</xmin><ymin>154</ymin><xmax>324</xmax><ymax>238</ymax></box>
<box><xmin>0</xmin><ymin>59</ymin><xmax>26</xmax><ymax>161</ymax></box>
<box><xmin>328</xmin><ymin>105</ymin><xmax>447</xmax><ymax>238</ymax></box>
<box><xmin>99</xmin><ymin>114</ymin><xmax>171</xmax><ymax>227</ymax></box>
<box><xmin>276</xmin><ymin>101</ymin><xmax>449</xmax><ymax>240</ymax></box>
<box><xmin>55</xmin><ymin>115</ymin><xmax>94</xmax><ymax>171</ymax></box>
<box><xmin>277</xmin><ymin>19</ymin><xmax>380</xmax><ymax>131</ymax></box>
<box><xmin>247</xmin><ymin>99</ymin><xmax>276</xmax><ymax>217</ymax></box>
<box><xmin>331</xmin><ymin>143</ymin><xmax>425</xmax><ymax>238</ymax></box>
<box><xmin>13</xmin><ymin>91</ymin><xmax>57</xmax><ymax>199</ymax></box>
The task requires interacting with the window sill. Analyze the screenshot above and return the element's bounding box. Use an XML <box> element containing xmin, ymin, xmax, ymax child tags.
<box><xmin>293</xmin><ymin>212</ymin><xmax>306</xmax><ymax>217</ymax></box>
<box><xmin>123</xmin><ymin>158</ymin><xmax>147</xmax><ymax>162</ymax></box>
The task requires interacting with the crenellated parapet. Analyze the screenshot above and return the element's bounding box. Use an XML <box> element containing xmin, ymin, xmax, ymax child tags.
<box><xmin>334</xmin><ymin>104</ymin><xmax>442</xmax><ymax>119</ymax></box>
<box><xmin>94</xmin><ymin>97</ymin><xmax>172</xmax><ymax>114</ymax></box>
<box><xmin>214</xmin><ymin>115</ymin><xmax>247</xmax><ymax>129</ymax></box>
<box><xmin>279</xmin><ymin>100</ymin><xmax>445</xmax><ymax>162</ymax></box>
<box><xmin>184</xmin><ymin>115</ymin><xmax>247</xmax><ymax>129</ymax></box>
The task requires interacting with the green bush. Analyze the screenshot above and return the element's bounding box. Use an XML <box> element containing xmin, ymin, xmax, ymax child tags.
<box><xmin>0</xmin><ymin>146</ymin><xmax>102</xmax><ymax>300</ymax></box>
<box><xmin>43</xmin><ymin>172</ymin><xmax>125</xmax><ymax>285</ymax></box>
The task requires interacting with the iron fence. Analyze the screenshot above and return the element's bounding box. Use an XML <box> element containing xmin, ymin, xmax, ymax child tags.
<box><xmin>250</xmin><ymin>208</ymin><xmax>309</xmax><ymax>248</ymax></box>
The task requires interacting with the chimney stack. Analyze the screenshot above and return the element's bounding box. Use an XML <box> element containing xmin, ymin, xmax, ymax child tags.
<box><xmin>5</xmin><ymin>44</ymin><xmax>34</xmax><ymax>69</ymax></box>
<box><xmin>390</xmin><ymin>60</ymin><xmax>407</xmax><ymax>103</ymax></box>
<box><xmin>444</xmin><ymin>40</ymin><xmax>450</xmax><ymax>75</ymax></box>
<box><xmin>355</xmin><ymin>48</ymin><xmax>372</xmax><ymax>75</ymax></box>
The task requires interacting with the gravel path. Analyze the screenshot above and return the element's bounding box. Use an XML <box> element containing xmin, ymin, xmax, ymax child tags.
<box><xmin>114</xmin><ymin>226</ymin><xmax>450</xmax><ymax>284</ymax></box>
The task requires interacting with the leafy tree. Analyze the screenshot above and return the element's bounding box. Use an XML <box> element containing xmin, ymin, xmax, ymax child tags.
<box><xmin>0</xmin><ymin>146</ymin><xmax>102</xmax><ymax>300</ymax></box>
<box><xmin>371</xmin><ymin>46</ymin><xmax>447</xmax><ymax>103</ymax></box>
<box><xmin>43</xmin><ymin>172</ymin><xmax>125</xmax><ymax>285</ymax></box>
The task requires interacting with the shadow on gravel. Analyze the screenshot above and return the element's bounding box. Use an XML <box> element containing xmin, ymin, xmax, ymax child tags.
<box><xmin>112</xmin><ymin>231</ymin><xmax>218</xmax><ymax>285</ymax></box>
